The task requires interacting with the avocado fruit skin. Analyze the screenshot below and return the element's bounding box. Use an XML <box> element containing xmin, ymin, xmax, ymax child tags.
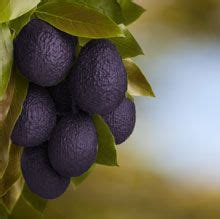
<box><xmin>21</xmin><ymin>143</ymin><xmax>70</xmax><ymax>199</ymax></box>
<box><xmin>69</xmin><ymin>39</ymin><xmax>127</xmax><ymax>115</ymax></box>
<box><xmin>14</xmin><ymin>19</ymin><xmax>77</xmax><ymax>87</ymax></box>
<box><xmin>48</xmin><ymin>79</ymin><xmax>78</xmax><ymax>116</ymax></box>
<box><xmin>102</xmin><ymin>98</ymin><xmax>136</xmax><ymax>145</ymax></box>
<box><xmin>11</xmin><ymin>84</ymin><xmax>56</xmax><ymax>147</ymax></box>
<box><xmin>48</xmin><ymin>113</ymin><xmax>97</xmax><ymax>177</ymax></box>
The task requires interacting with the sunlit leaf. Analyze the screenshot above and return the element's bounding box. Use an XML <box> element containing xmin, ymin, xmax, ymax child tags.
<box><xmin>22</xmin><ymin>184</ymin><xmax>47</xmax><ymax>214</ymax></box>
<box><xmin>111</xmin><ymin>24</ymin><xmax>144</xmax><ymax>58</ymax></box>
<box><xmin>35</xmin><ymin>2</ymin><xmax>124</xmax><ymax>38</ymax></box>
<box><xmin>0</xmin><ymin>0</ymin><xmax>40</xmax><ymax>23</ymax></box>
<box><xmin>1</xmin><ymin>177</ymin><xmax>24</xmax><ymax>213</ymax></box>
<box><xmin>72</xmin><ymin>164</ymin><xmax>95</xmax><ymax>188</ymax></box>
<box><xmin>123</xmin><ymin>58</ymin><xmax>155</xmax><ymax>97</ymax></box>
<box><xmin>9</xmin><ymin>9</ymin><xmax>36</xmax><ymax>37</ymax></box>
<box><xmin>0</xmin><ymin>144</ymin><xmax>22</xmax><ymax>197</ymax></box>
<box><xmin>79</xmin><ymin>25</ymin><xmax>143</xmax><ymax>58</ymax></box>
<box><xmin>93</xmin><ymin>115</ymin><xmax>118</xmax><ymax>166</ymax></box>
<box><xmin>0</xmin><ymin>69</ymin><xmax>28</xmax><ymax>178</ymax></box>
<box><xmin>117</xmin><ymin>0</ymin><xmax>145</xmax><ymax>25</ymax></box>
<box><xmin>0</xmin><ymin>24</ymin><xmax>13</xmax><ymax>100</ymax></box>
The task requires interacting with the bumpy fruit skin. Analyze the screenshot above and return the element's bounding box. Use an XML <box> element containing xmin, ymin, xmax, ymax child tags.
<box><xmin>48</xmin><ymin>79</ymin><xmax>78</xmax><ymax>116</ymax></box>
<box><xmin>102</xmin><ymin>98</ymin><xmax>136</xmax><ymax>145</ymax></box>
<box><xmin>48</xmin><ymin>113</ymin><xmax>97</xmax><ymax>177</ymax></box>
<box><xmin>14</xmin><ymin>19</ymin><xmax>77</xmax><ymax>87</ymax></box>
<box><xmin>11</xmin><ymin>84</ymin><xmax>56</xmax><ymax>147</ymax></box>
<box><xmin>69</xmin><ymin>39</ymin><xmax>127</xmax><ymax>115</ymax></box>
<box><xmin>21</xmin><ymin>143</ymin><xmax>70</xmax><ymax>199</ymax></box>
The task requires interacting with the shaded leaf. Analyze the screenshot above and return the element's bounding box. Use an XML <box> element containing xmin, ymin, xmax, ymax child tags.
<box><xmin>9</xmin><ymin>9</ymin><xmax>35</xmax><ymax>37</ymax></box>
<box><xmin>0</xmin><ymin>203</ymin><xmax>8</xmax><ymax>219</ymax></box>
<box><xmin>22</xmin><ymin>184</ymin><xmax>47</xmax><ymax>214</ymax></box>
<box><xmin>117</xmin><ymin>0</ymin><xmax>145</xmax><ymax>25</ymax></box>
<box><xmin>2</xmin><ymin>177</ymin><xmax>24</xmax><ymax>213</ymax></box>
<box><xmin>93</xmin><ymin>115</ymin><xmax>118</xmax><ymax>166</ymax></box>
<box><xmin>0</xmin><ymin>0</ymin><xmax>40</xmax><ymax>23</ymax></box>
<box><xmin>0</xmin><ymin>24</ymin><xmax>13</xmax><ymax>100</ymax></box>
<box><xmin>0</xmin><ymin>69</ymin><xmax>28</xmax><ymax>178</ymax></box>
<box><xmin>123</xmin><ymin>58</ymin><xmax>155</xmax><ymax>97</ymax></box>
<box><xmin>35</xmin><ymin>2</ymin><xmax>124</xmax><ymax>38</ymax></box>
<box><xmin>0</xmin><ymin>144</ymin><xmax>22</xmax><ymax>197</ymax></box>
<box><xmin>72</xmin><ymin>164</ymin><xmax>95</xmax><ymax>188</ymax></box>
<box><xmin>110</xmin><ymin>24</ymin><xmax>144</xmax><ymax>58</ymax></box>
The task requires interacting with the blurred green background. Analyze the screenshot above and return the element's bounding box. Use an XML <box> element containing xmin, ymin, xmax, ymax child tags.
<box><xmin>10</xmin><ymin>0</ymin><xmax>220</xmax><ymax>218</ymax></box>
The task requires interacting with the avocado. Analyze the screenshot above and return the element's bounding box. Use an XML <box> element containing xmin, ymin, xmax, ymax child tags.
<box><xmin>14</xmin><ymin>19</ymin><xmax>77</xmax><ymax>87</ymax></box>
<box><xmin>69</xmin><ymin>39</ymin><xmax>127</xmax><ymax>115</ymax></box>
<box><xmin>48</xmin><ymin>113</ymin><xmax>97</xmax><ymax>177</ymax></box>
<box><xmin>102</xmin><ymin>98</ymin><xmax>136</xmax><ymax>144</ymax></box>
<box><xmin>11</xmin><ymin>84</ymin><xmax>56</xmax><ymax>147</ymax></box>
<box><xmin>21</xmin><ymin>143</ymin><xmax>70</xmax><ymax>199</ymax></box>
<box><xmin>48</xmin><ymin>79</ymin><xmax>78</xmax><ymax>116</ymax></box>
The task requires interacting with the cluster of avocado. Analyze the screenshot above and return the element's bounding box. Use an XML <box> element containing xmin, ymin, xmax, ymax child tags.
<box><xmin>11</xmin><ymin>19</ymin><xmax>136</xmax><ymax>199</ymax></box>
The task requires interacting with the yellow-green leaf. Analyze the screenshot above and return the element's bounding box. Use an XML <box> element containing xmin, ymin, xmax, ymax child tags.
<box><xmin>0</xmin><ymin>144</ymin><xmax>22</xmax><ymax>197</ymax></box>
<box><xmin>0</xmin><ymin>0</ymin><xmax>40</xmax><ymax>23</ymax></box>
<box><xmin>1</xmin><ymin>177</ymin><xmax>24</xmax><ymax>213</ymax></box>
<box><xmin>0</xmin><ymin>204</ymin><xmax>8</xmax><ymax>219</ymax></box>
<box><xmin>93</xmin><ymin>115</ymin><xmax>118</xmax><ymax>166</ymax></box>
<box><xmin>0</xmin><ymin>69</ymin><xmax>28</xmax><ymax>178</ymax></box>
<box><xmin>22</xmin><ymin>184</ymin><xmax>47</xmax><ymax>214</ymax></box>
<box><xmin>72</xmin><ymin>164</ymin><xmax>95</xmax><ymax>188</ymax></box>
<box><xmin>0</xmin><ymin>24</ymin><xmax>13</xmax><ymax>100</ymax></box>
<box><xmin>123</xmin><ymin>58</ymin><xmax>155</xmax><ymax>97</ymax></box>
<box><xmin>117</xmin><ymin>0</ymin><xmax>145</xmax><ymax>25</ymax></box>
<box><xmin>35</xmin><ymin>2</ymin><xmax>124</xmax><ymax>38</ymax></box>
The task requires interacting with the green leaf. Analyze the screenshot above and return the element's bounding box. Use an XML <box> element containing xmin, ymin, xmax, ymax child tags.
<box><xmin>0</xmin><ymin>69</ymin><xmax>28</xmax><ymax>178</ymax></box>
<box><xmin>0</xmin><ymin>144</ymin><xmax>23</xmax><ymax>197</ymax></box>
<box><xmin>67</xmin><ymin>0</ymin><xmax>123</xmax><ymax>24</ymax></box>
<box><xmin>110</xmin><ymin>24</ymin><xmax>143</xmax><ymax>58</ymax></box>
<box><xmin>35</xmin><ymin>2</ymin><xmax>124</xmax><ymax>38</ymax></box>
<box><xmin>0</xmin><ymin>24</ymin><xmax>13</xmax><ymax>100</ymax></box>
<box><xmin>72</xmin><ymin>164</ymin><xmax>95</xmax><ymax>188</ymax></box>
<box><xmin>0</xmin><ymin>204</ymin><xmax>8</xmax><ymax>219</ymax></box>
<box><xmin>92</xmin><ymin>115</ymin><xmax>118</xmax><ymax>166</ymax></box>
<box><xmin>123</xmin><ymin>58</ymin><xmax>155</xmax><ymax>97</ymax></box>
<box><xmin>1</xmin><ymin>177</ymin><xmax>24</xmax><ymax>213</ymax></box>
<box><xmin>117</xmin><ymin>0</ymin><xmax>145</xmax><ymax>25</ymax></box>
<box><xmin>9</xmin><ymin>9</ymin><xmax>35</xmax><ymax>37</ymax></box>
<box><xmin>22</xmin><ymin>184</ymin><xmax>47</xmax><ymax>214</ymax></box>
<box><xmin>0</xmin><ymin>0</ymin><xmax>40</xmax><ymax>23</ymax></box>
<box><xmin>79</xmin><ymin>25</ymin><xmax>143</xmax><ymax>58</ymax></box>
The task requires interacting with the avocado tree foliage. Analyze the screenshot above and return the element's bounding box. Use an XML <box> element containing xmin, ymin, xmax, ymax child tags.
<box><xmin>0</xmin><ymin>0</ymin><xmax>154</xmax><ymax>216</ymax></box>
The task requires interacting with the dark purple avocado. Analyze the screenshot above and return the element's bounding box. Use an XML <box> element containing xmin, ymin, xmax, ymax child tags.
<box><xmin>21</xmin><ymin>143</ymin><xmax>70</xmax><ymax>199</ymax></box>
<box><xmin>69</xmin><ymin>39</ymin><xmax>127</xmax><ymax>115</ymax></box>
<box><xmin>11</xmin><ymin>84</ymin><xmax>56</xmax><ymax>147</ymax></box>
<box><xmin>48</xmin><ymin>113</ymin><xmax>97</xmax><ymax>177</ymax></box>
<box><xmin>14</xmin><ymin>19</ymin><xmax>77</xmax><ymax>87</ymax></box>
<box><xmin>102</xmin><ymin>98</ymin><xmax>136</xmax><ymax>145</ymax></box>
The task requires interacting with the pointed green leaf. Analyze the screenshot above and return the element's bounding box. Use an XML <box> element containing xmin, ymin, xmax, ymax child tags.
<box><xmin>22</xmin><ymin>184</ymin><xmax>47</xmax><ymax>214</ymax></box>
<box><xmin>9</xmin><ymin>9</ymin><xmax>35</xmax><ymax>37</ymax></box>
<box><xmin>1</xmin><ymin>177</ymin><xmax>24</xmax><ymax>213</ymax></box>
<box><xmin>0</xmin><ymin>0</ymin><xmax>40</xmax><ymax>23</ymax></box>
<box><xmin>111</xmin><ymin>24</ymin><xmax>144</xmax><ymax>58</ymax></box>
<box><xmin>123</xmin><ymin>58</ymin><xmax>155</xmax><ymax>97</ymax></box>
<box><xmin>0</xmin><ymin>24</ymin><xmax>13</xmax><ymax>100</ymax></box>
<box><xmin>117</xmin><ymin>0</ymin><xmax>145</xmax><ymax>25</ymax></box>
<box><xmin>72</xmin><ymin>164</ymin><xmax>95</xmax><ymax>188</ymax></box>
<box><xmin>0</xmin><ymin>144</ymin><xmax>22</xmax><ymax>197</ymax></box>
<box><xmin>0</xmin><ymin>69</ymin><xmax>28</xmax><ymax>178</ymax></box>
<box><xmin>93</xmin><ymin>115</ymin><xmax>118</xmax><ymax>166</ymax></box>
<box><xmin>0</xmin><ymin>203</ymin><xmax>8</xmax><ymax>219</ymax></box>
<box><xmin>35</xmin><ymin>2</ymin><xmax>124</xmax><ymax>38</ymax></box>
